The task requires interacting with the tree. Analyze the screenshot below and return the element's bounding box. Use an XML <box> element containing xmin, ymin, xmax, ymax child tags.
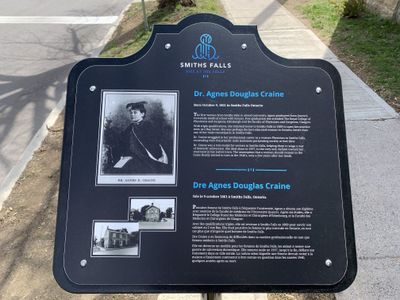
<box><xmin>140</xmin><ymin>205</ymin><xmax>150</xmax><ymax>220</ymax></box>
<box><xmin>166</xmin><ymin>207</ymin><xmax>173</xmax><ymax>218</ymax></box>
<box><xmin>159</xmin><ymin>212</ymin><xmax>166</xmax><ymax>221</ymax></box>
<box><xmin>130</xmin><ymin>209</ymin><xmax>142</xmax><ymax>222</ymax></box>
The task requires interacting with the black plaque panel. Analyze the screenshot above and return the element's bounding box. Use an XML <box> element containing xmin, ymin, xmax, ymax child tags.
<box><xmin>54</xmin><ymin>14</ymin><xmax>356</xmax><ymax>293</ymax></box>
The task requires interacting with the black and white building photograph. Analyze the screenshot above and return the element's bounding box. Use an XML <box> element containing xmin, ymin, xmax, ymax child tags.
<box><xmin>92</xmin><ymin>222</ymin><xmax>140</xmax><ymax>256</ymax></box>
<box><xmin>97</xmin><ymin>90</ymin><xmax>178</xmax><ymax>185</ymax></box>
<box><xmin>129</xmin><ymin>198</ymin><xmax>176</xmax><ymax>231</ymax></box>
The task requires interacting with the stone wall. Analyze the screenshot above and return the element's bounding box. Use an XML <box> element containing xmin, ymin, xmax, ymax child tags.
<box><xmin>364</xmin><ymin>0</ymin><xmax>400</xmax><ymax>22</ymax></box>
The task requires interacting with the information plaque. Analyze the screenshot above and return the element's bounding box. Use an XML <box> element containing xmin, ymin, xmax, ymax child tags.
<box><xmin>54</xmin><ymin>14</ymin><xmax>357</xmax><ymax>293</ymax></box>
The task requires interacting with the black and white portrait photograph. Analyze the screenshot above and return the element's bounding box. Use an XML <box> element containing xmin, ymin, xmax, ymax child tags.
<box><xmin>129</xmin><ymin>198</ymin><xmax>176</xmax><ymax>231</ymax></box>
<box><xmin>92</xmin><ymin>221</ymin><xmax>139</xmax><ymax>256</ymax></box>
<box><xmin>97</xmin><ymin>91</ymin><xmax>178</xmax><ymax>185</ymax></box>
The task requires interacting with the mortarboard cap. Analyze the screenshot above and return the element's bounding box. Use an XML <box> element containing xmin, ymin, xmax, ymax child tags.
<box><xmin>126</xmin><ymin>101</ymin><xmax>147</xmax><ymax>110</ymax></box>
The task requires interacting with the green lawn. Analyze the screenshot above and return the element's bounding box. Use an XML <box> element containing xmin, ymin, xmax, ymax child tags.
<box><xmin>101</xmin><ymin>0</ymin><xmax>225</xmax><ymax>58</ymax></box>
<box><xmin>297</xmin><ymin>0</ymin><xmax>400</xmax><ymax>111</ymax></box>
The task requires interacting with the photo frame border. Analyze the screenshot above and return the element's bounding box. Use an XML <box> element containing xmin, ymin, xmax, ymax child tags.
<box><xmin>90</xmin><ymin>220</ymin><xmax>141</xmax><ymax>258</ymax></box>
<box><xmin>128</xmin><ymin>196</ymin><xmax>177</xmax><ymax>232</ymax></box>
<box><xmin>95</xmin><ymin>89</ymin><xmax>179</xmax><ymax>187</ymax></box>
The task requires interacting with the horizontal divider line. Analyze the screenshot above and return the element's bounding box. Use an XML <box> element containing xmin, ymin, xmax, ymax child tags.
<box><xmin>216</xmin><ymin>168</ymin><xmax>287</xmax><ymax>172</ymax></box>
<box><xmin>256</xmin><ymin>169</ymin><xmax>287</xmax><ymax>172</ymax></box>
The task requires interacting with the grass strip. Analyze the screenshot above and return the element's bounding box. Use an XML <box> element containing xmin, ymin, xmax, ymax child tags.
<box><xmin>298</xmin><ymin>0</ymin><xmax>400</xmax><ymax>111</ymax></box>
<box><xmin>101</xmin><ymin>0</ymin><xmax>225</xmax><ymax>58</ymax></box>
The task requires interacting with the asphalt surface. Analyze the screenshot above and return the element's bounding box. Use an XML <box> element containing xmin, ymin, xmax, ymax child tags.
<box><xmin>0</xmin><ymin>0</ymin><xmax>132</xmax><ymax>205</ymax></box>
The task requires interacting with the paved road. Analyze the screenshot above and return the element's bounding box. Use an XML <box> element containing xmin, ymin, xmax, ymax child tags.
<box><xmin>0</xmin><ymin>0</ymin><xmax>133</xmax><ymax>205</ymax></box>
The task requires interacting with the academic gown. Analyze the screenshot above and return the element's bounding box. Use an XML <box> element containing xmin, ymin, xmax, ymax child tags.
<box><xmin>116</xmin><ymin>121</ymin><xmax>171</xmax><ymax>174</ymax></box>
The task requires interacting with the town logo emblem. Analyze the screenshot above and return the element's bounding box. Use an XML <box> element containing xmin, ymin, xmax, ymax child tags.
<box><xmin>192</xmin><ymin>33</ymin><xmax>219</xmax><ymax>61</ymax></box>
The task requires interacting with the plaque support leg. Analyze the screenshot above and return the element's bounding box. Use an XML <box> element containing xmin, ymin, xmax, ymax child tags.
<box><xmin>203</xmin><ymin>293</ymin><xmax>221</xmax><ymax>300</ymax></box>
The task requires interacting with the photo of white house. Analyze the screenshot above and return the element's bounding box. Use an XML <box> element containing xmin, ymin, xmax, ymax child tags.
<box><xmin>129</xmin><ymin>198</ymin><xmax>176</xmax><ymax>231</ymax></box>
<box><xmin>92</xmin><ymin>222</ymin><xmax>139</xmax><ymax>256</ymax></box>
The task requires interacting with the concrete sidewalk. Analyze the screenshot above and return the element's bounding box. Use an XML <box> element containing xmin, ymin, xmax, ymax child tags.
<box><xmin>219</xmin><ymin>0</ymin><xmax>400</xmax><ymax>299</ymax></box>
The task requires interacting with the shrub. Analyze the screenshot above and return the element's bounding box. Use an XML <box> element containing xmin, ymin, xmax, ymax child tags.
<box><xmin>330</xmin><ymin>0</ymin><xmax>364</xmax><ymax>18</ymax></box>
<box><xmin>343</xmin><ymin>0</ymin><xmax>364</xmax><ymax>17</ymax></box>
<box><xmin>157</xmin><ymin>0</ymin><xmax>196</xmax><ymax>9</ymax></box>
